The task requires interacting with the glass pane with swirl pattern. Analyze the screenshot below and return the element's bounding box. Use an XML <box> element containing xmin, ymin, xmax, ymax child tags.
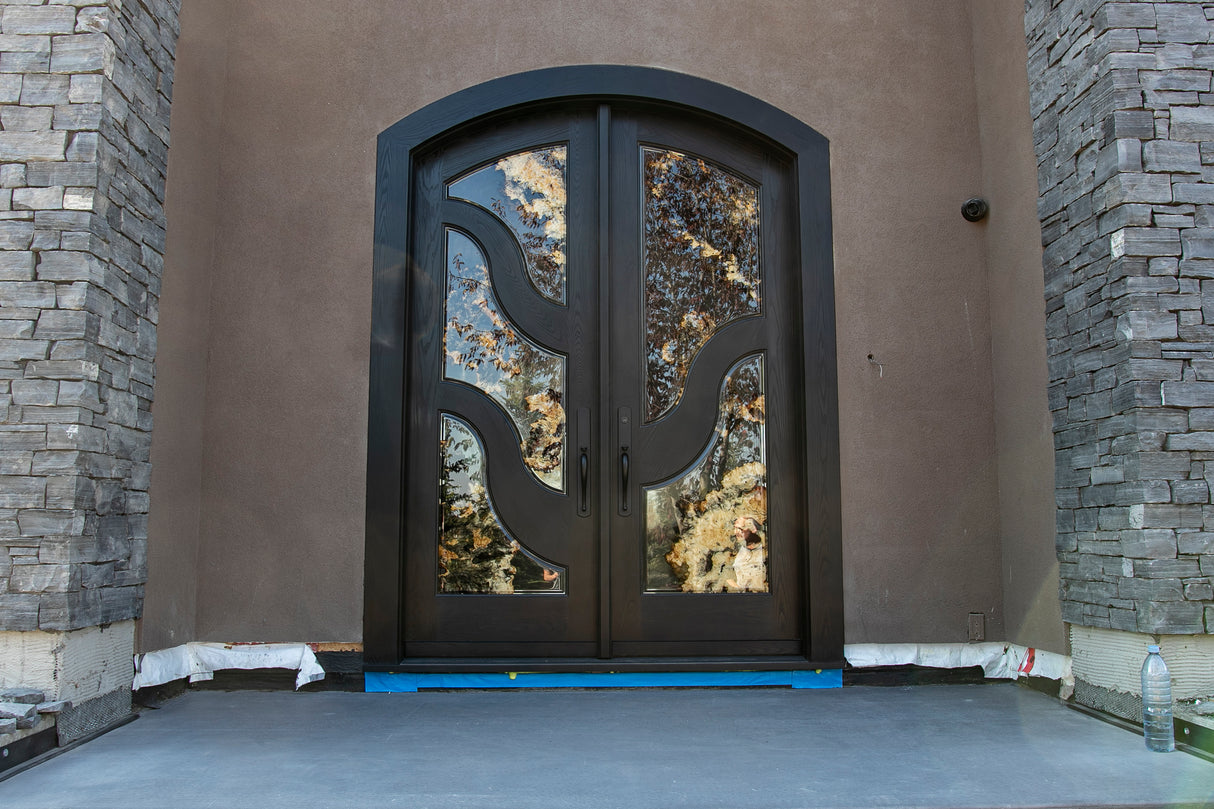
<box><xmin>448</xmin><ymin>146</ymin><xmax>567</xmax><ymax>304</ymax></box>
<box><xmin>644</xmin><ymin>355</ymin><xmax>767</xmax><ymax>593</ymax></box>
<box><xmin>438</xmin><ymin>415</ymin><xmax>566</xmax><ymax>594</ymax></box>
<box><xmin>643</xmin><ymin>148</ymin><xmax>761</xmax><ymax>422</ymax></box>
<box><xmin>443</xmin><ymin>229</ymin><xmax>565</xmax><ymax>489</ymax></box>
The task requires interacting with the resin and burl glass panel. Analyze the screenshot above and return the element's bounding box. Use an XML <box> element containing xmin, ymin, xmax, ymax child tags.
<box><xmin>438</xmin><ymin>415</ymin><xmax>566</xmax><ymax>594</ymax></box>
<box><xmin>643</xmin><ymin>148</ymin><xmax>761</xmax><ymax>422</ymax></box>
<box><xmin>645</xmin><ymin>355</ymin><xmax>768</xmax><ymax>593</ymax></box>
<box><xmin>442</xmin><ymin>229</ymin><xmax>566</xmax><ymax>489</ymax></box>
<box><xmin>448</xmin><ymin>146</ymin><xmax>567</xmax><ymax>304</ymax></box>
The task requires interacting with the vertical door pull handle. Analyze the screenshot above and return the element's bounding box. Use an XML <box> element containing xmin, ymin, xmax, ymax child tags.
<box><xmin>620</xmin><ymin>448</ymin><xmax>630</xmax><ymax>515</ymax></box>
<box><xmin>618</xmin><ymin>407</ymin><xmax>632</xmax><ymax>516</ymax></box>
<box><xmin>577</xmin><ymin>407</ymin><xmax>591</xmax><ymax>517</ymax></box>
<box><xmin>579</xmin><ymin>447</ymin><xmax>590</xmax><ymax>516</ymax></box>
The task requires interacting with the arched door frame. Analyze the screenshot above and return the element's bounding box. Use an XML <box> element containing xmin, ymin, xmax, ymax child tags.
<box><xmin>366</xmin><ymin>65</ymin><xmax>842</xmax><ymax>668</ymax></box>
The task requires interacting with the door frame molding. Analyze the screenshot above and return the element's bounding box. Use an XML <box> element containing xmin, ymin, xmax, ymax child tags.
<box><xmin>366</xmin><ymin>65</ymin><xmax>842</xmax><ymax>668</ymax></box>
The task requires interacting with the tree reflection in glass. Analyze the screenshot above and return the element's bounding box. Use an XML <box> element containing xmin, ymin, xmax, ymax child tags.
<box><xmin>443</xmin><ymin>230</ymin><xmax>566</xmax><ymax>489</ymax></box>
<box><xmin>448</xmin><ymin>146</ymin><xmax>567</xmax><ymax>304</ymax></box>
<box><xmin>644</xmin><ymin>148</ymin><xmax>761</xmax><ymax>422</ymax></box>
<box><xmin>644</xmin><ymin>355</ymin><xmax>767</xmax><ymax>593</ymax></box>
<box><xmin>438</xmin><ymin>415</ymin><xmax>566</xmax><ymax>594</ymax></box>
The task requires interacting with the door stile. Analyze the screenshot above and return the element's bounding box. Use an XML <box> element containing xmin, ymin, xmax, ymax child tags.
<box><xmin>796</xmin><ymin>139</ymin><xmax>845</xmax><ymax>665</ymax></box>
<box><xmin>596</xmin><ymin>103</ymin><xmax>613</xmax><ymax>659</ymax></box>
<box><xmin>605</xmin><ymin>111</ymin><xmax>642</xmax><ymax>647</ymax></box>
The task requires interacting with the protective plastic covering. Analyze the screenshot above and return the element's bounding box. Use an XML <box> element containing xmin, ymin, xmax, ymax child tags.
<box><xmin>132</xmin><ymin>643</ymin><xmax>326</xmax><ymax>691</ymax></box>
<box><xmin>844</xmin><ymin>642</ymin><xmax>1072</xmax><ymax>690</ymax></box>
<box><xmin>132</xmin><ymin>641</ymin><xmax>1071</xmax><ymax>693</ymax></box>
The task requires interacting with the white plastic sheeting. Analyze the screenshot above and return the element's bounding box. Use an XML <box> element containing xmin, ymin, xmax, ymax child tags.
<box><xmin>131</xmin><ymin>641</ymin><xmax>1071</xmax><ymax>693</ymax></box>
<box><xmin>133</xmin><ymin>643</ymin><xmax>326</xmax><ymax>691</ymax></box>
<box><xmin>845</xmin><ymin>642</ymin><xmax>1072</xmax><ymax>691</ymax></box>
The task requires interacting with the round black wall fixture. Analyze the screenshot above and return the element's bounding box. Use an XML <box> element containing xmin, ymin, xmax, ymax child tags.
<box><xmin>961</xmin><ymin>197</ymin><xmax>989</xmax><ymax>222</ymax></box>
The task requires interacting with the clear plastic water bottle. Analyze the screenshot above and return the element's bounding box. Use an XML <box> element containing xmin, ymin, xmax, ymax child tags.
<box><xmin>1141</xmin><ymin>644</ymin><xmax>1174</xmax><ymax>753</ymax></box>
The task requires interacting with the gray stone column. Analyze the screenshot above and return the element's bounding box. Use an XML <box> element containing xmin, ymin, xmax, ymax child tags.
<box><xmin>0</xmin><ymin>0</ymin><xmax>178</xmax><ymax>740</ymax></box>
<box><xmin>1025</xmin><ymin>0</ymin><xmax>1214</xmax><ymax>714</ymax></box>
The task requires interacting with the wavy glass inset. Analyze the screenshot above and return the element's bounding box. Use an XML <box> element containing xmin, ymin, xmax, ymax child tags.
<box><xmin>438</xmin><ymin>415</ymin><xmax>567</xmax><ymax>594</ymax></box>
<box><xmin>644</xmin><ymin>355</ymin><xmax>767</xmax><ymax>593</ymax></box>
<box><xmin>448</xmin><ymin>146</ymin><xmax>567</xmax><ymax>304</ymax></box>
<box><xmin>643</xmin><ymin>148</ymin><xmax>761</xmax><ymax>422</ymax></box>
<box><xmin>443</xmin><ymin>230</ymin><xmax>566</xmax><ymax>490</ymax></box>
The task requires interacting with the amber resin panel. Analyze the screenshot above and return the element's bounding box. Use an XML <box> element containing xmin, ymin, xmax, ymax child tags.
<box><xmin>448</xmin><ymin>146</ymin><xmax>568</xmax><ymax>304</ymax></box>
<box><xmin>644</xmin><ymin>354</ymin><xmax>768</xmax><ymax>593</ymax></box>
<box><xmin>442</xmin><ymin>229</ymin><xmax>566</xmax><ymax>489</ymax></box>
<box><xmin>438</xmin><ymin>415</ymin><xmax>566</xmax><ymax>594</ymax></box>
<box><xmin>643</xmin><ymin>148</ymin><xmax>761</xmax><ymax>422</ymax></box>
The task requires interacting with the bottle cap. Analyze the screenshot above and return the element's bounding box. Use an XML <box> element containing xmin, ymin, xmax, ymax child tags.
<box><xmin>1147</xmin><ymin>645</ymin><xmax>1160</xmax><ymax>653</ymax></box>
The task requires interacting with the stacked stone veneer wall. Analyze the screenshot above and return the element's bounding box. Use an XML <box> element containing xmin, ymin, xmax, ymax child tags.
<box><xmin>1025</xmin><ymin>0</ymin><xmax>1214</xmax><ymax>635</ymax></box>
<box><xmin>0</xmin><ymin>0</ymin><xmax>178</xmax><ymax>635</ymax></box>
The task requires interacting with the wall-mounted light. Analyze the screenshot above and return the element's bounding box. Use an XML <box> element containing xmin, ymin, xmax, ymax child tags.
<box><xmin>961</xmin><ymin>197</ymin><xmax>989</xmax><ymax>222</ymax></box>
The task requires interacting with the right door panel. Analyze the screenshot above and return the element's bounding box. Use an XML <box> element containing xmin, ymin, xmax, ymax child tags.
<box><xmin>606</xmin><ymin>109</ymin><xmax>806</xmax><ymax>656</ymax></box>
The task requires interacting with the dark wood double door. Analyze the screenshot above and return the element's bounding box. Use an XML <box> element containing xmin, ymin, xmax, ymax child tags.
<box><xmin>400</xmin><ymin>102</ymin><xmax>811</xmax><ymax>663</ymax></box>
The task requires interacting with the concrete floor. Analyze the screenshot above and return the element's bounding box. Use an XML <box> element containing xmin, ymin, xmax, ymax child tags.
<box><xmin>0</xmin><ymin>684</ymin><xmax>1211</xmax><ymax>808</ymax></box>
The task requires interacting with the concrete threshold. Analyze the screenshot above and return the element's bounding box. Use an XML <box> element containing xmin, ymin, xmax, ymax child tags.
<box><xmin>0</xmin><ymin>683</ymin><xmax>1211</xmax><ymax>809</ymax></box>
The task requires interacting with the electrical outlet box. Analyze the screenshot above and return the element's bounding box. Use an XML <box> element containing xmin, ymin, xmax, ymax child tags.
<box><xmin>967</xmin><ymin>612</ymin><xmax>985</xmax><ymax>642</ymax></box>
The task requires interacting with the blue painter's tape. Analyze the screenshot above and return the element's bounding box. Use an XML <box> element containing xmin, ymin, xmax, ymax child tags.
<box><xmin>364</xmin><ymin>669</ymin><xmax>843</xmax><ymax>692</ymax></box>
<box><xmin>365</xmin><ymin>671</ymin><xmax>417</xmax><ymax>692</ymax></box>
<box><xmin>791</xmin><ymin>669</ymin><xmax>843</xmax><ymax>689</ymax></box>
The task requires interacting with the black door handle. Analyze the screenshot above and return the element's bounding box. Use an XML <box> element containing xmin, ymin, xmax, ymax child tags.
<box><xmin>577</xmin><ymin>407</ymin><xmax>590</xmax><ymax>517</ymax></box>
<box><xmin>579</xmin><ymin>447</ymin><xmax>589</xmax><ymax>516</ymax></box>
<box><xmin>618</xmin><ymin>407</ymin><xmax>632</xmax><ymax>516</ymax></box>
<box><xmin>620</xmin><ymin>448</ymin><xmax>630</xmax><ymax>515</ymax></box>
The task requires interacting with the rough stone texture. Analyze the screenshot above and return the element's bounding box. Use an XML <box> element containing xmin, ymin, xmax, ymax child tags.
<box><xmin>0</xmin><ymin>0</ymin><xmax>179</xmax><ymax>632</ymax></box>
<box><xmin>0</xmin><ymin>699</ymin><xmax>36</xmax><ymax>718</ymax></box>
<box><xmin>1025</xmin><ymin>0</ymin><xmax>1214</xmax><ymax>633</ymax></box>
<box><xmin>0</xmin><ymin>687</ymin><xmax>44</xmax><ymax>703</ymax></box>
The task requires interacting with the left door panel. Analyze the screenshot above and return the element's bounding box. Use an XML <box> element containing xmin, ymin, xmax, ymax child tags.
<box><xmin>402</xmin><ymin>110</ymin><xmax>601</xmax><ymax>657</ymax></box>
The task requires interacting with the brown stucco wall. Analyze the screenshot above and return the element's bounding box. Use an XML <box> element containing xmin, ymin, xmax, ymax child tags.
<box><xmin>970</xmin><ymin>6</ymin><xmax>1066</xmax><ymax>653</ymax></box>
<box><xmin>144</xmin><ymin>0</ymin><xmax>1056</xmax><ymax>648</ymax></box>
<box><xmin>141</xmin><ymin>0</ymin><xmax>232</xmax><ymax>651</ymax></box>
